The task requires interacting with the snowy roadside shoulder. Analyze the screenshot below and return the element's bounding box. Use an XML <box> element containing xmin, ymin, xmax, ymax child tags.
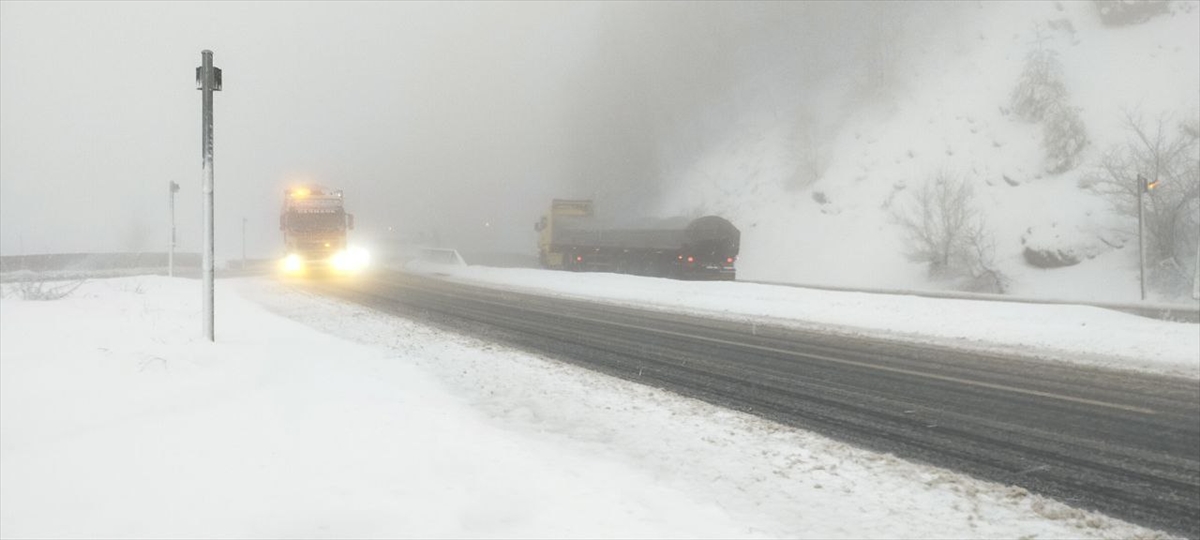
<box><xmin>240</xmin><ymin>276</ymin><xmax>1172</xmax><ymax>540</ymax></box>
<box><xmin>0</xmin><ymin>276</ymin><xmax>764</xmax><ymax>539</ymax></box>
<box><xmin>403</xmin><ymin>263</ymin><xmax>1200</xmax><ymax>379</ymax></box>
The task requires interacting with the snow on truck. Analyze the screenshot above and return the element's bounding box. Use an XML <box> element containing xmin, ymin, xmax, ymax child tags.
<box><xmin>279</xmin><ymin>185</ymin><xmax>368</xmax><ymax>275</ymax></box>
<box><xmin>535</xmin><ymin>199</ymin><xmax>740</xmax><ymax>280</ymax></box>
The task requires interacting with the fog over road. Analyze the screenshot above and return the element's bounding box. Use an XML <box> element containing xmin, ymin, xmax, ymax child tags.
<box><xmin>0</xmin><ymin>2</ymin><xmax>908</xmax><ymax>259</ymax></box>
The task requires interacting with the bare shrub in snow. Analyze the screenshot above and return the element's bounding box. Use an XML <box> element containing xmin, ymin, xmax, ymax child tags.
<box><xmin>1010</xmin><ymin>32</ymin><xmax>1067</xmax><ymax>123</ymax></box>
<box><xmin>1085</xmin><ymin>110</ymin><xmax>1200</xmax><ymax>296</ymax></box>
<box><xmin>3</xmin><ymin>275</ymin><xmax>86</xmax><ymax>301</ymax></box>
<box><xmin>1093</xmin><ymin>0</ymin><xmax>1171</xmax><ymax>26</ymax></box>
<box><xmin>1043</xmin><ymin>102</ymin><xmax>1088</xmax><ymax>174</ymax></box>
<box><xmin>894</xmin><ymin>171</ymin><xmax>1008</xmax><ymax>293</ymax></box>
<box><xmin>960</xmin><ymin>221</ymin><xmax>1010</xmax><ymax>294</ymax></box>
<box><xmin>896</xmin><ymin>172</ymin><xmax>972</xmax><ymax>273</ymax></box>
<box><xmin>1010</xmin><ymin>29</ymin><xmax>1089</xmax><ymax>175</ymax></box>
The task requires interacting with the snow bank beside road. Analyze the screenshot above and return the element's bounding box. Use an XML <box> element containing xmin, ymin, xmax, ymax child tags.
<box><xmin>0</xmin><ymin>277</ymin><xmax>751</xmax><ymax>539</ymax></box>
<box><xmin>407</xmin><ymin>263</ymin><xmax>1200</xmax><ymax>378</ymax></box>
<box><xmin>0</xmin><ymin>276</ymin><xmax>1173</xmax><ymax>538</ymax></box>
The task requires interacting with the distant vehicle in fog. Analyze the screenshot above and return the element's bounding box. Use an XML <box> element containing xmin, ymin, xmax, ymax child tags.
<box><xmin>535</xmin><ymin>199</ymin><xmax>740</xmax><ymax>280</ymax></box>
<box><xmin>279</xmin><ymin>185</ymin><xmax>367</xmax><ymax>275</ymax></box>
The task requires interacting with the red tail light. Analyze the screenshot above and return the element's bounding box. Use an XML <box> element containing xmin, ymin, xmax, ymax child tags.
<box><xmin>686</xmin><ymin>256</ymin><xmax>694</xmax><ymax>263</ymax></box>
<box><xmin>575</xmin><ymin>256</ymin><xmax>582</xmax><ymax>262</ymax></box>
<box><xmin>726</xmin><ymin>257</ymin><xmax>734</xmax><ymax>264</ymax></box>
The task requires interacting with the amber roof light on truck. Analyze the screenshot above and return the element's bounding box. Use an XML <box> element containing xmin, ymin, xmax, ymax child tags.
<box><xmin>287</xmin><ymin>185</ymin><xmax>343</xmax><ymax>199</ymax></box>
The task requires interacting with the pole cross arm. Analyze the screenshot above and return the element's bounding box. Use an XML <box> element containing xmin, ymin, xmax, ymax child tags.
<box><xmin>195</xmin><ymin>67</ymin><xmax>222</xmax><ymax>91</ymax></box>
<box><xmin>195</xmin><ymin>49</ymin><xmax>222</xmax><ymax>91</ymax></box>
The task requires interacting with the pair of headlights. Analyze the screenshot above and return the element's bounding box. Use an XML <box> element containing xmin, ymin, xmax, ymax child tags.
<box><xmin>281</xmin><ymin>247</ymin><xmax>370</xmax><ymax>274</ymax></box>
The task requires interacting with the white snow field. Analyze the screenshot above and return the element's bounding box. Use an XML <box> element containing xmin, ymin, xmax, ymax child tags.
<box><xmin>0</xmin><ymin>275</ymin><xmax>1179</xmax><ymax>539</ymax></box>
<box><xmin>407</xmin><ymin>262</ymin><xmax>1200</xmax><ymax>379</ymax></box>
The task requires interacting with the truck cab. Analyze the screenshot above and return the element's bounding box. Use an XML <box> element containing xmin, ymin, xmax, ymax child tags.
<box><xmin>279</xmin><ymin>185</ymin><xmax>364</xmax><ymax>275</ymax></box>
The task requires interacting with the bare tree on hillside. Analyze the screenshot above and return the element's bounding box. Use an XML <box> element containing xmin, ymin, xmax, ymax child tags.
<box><xmin>1010</xmin><ymin>29</ymin><xmax>1067</xmax><ymax>123</ymax></box>
<box><xmin>1010</xmin><ymin>27</ymin><xmax>1089</xmax><ymax>175</ymax></box>
<box><xmin>894</xmin><ymin>171</ymin><xmax>1007</xmax><ymax>292</ymax></box>
<box><xmin>1085</xmin><ymin>110</ymin><xmax>1200</xmax><ymax>295</ymax></box>
<box><xmin>1043</xmin><ymin>101</ymin><xmax>1089</xmax><ymax>174</ymax></box>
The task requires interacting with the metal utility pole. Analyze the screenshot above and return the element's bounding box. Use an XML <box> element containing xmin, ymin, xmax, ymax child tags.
<box><xmin>169</xmin><ymin>181</ymin><xmax>180</xmax><ymax>277</ymax></box>
<box><xmin>1194</xmin><ymin>222</ymin><xmax>1199</xmax><ymax>300</ymax></box>
<box><xmin>1138</xmin><ymin>174</ymin><xmax>1146</xmax><ymax>301</ymax></box>
<box><xmin>1137</xmin><ymin>173</ymin><xmax>1161</xmax><ymax>301</ymax></box>
<box><xmin>197</xmin><ymin>50</ymin><xmax>221</xmax><ymax>341</ymax></box>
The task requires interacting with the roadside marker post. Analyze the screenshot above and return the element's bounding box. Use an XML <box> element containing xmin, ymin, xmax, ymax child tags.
<box><xmin>196</xmin><ymin>50</ymin><xmax>221</xmax><ymax>341</ymax></box>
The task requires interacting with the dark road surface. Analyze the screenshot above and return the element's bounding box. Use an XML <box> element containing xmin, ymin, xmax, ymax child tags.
<box><xmin>314</xmin><ymin>270</ymin><xmax>1200</xmax><ymax>538</ymax></box>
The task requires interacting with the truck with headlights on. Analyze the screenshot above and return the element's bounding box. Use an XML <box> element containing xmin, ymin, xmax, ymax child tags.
<box><xmin>279</xmin><ymin>185</ymin><xmax>367</xmax><ymax>275</ymax></box>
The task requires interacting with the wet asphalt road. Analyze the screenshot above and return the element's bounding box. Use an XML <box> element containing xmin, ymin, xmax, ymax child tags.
<box><xmin>314</xmin><ymin>270</ymin><xmax>1200</xmax><ymax>538</ymax></box>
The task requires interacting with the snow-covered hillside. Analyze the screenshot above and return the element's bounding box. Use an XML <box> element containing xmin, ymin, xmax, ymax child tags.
<box><xmin>660</xmin><ymin>1</ymin><xmax>1200</xmax><ymax>303</ymax></box>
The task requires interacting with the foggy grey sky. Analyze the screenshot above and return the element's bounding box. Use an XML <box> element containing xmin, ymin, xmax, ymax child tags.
<box><xmin>0</xmin><ymin>1</ymin><xmax>920</xmax><ymax>258</ymax></box>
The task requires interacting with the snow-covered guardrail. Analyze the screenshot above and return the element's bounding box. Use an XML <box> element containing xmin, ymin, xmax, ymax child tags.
<box><xmin>0</xmin><ymin>253</ymin><xmax>274</xmax><ymax>282</ymax></box>
<box><xmin>418</xmin><ymin>248</ymin><xmax>467</xmax><ymax>266</ymax></box>
<box><xmin>746</xmin><ymin>280</ymin><xmax>1200</xmax><ymax>324</ymax></box>
<box><xmin>0</xmin><ymin>252</ymin><xmax>201</xmax><ymax>273</ymax></box>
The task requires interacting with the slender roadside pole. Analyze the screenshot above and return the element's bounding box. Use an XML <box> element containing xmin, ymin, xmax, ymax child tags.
<box><xmin>1194</xmin><ymin>233</ymin><xmax>1199</xmax><ymax>300</ymax></box>
<box><xmin>197</xmin><ymin>50</ymin><xmax>222</xmax><ymax>341</ymax></box>
<box><xmin>169</xmin><ymin>181</ymin><xmax>179</xmax><ymax>277</ymax></box>
<box><xmin>1138</xmin><ymin>173</ymin><xmax>1146</xmax><ymax>301</ymax></box>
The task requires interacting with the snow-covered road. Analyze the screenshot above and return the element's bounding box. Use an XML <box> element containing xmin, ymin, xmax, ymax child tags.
<box><xmin>0</xmin><ymin>276</ymin><xmax>1176</xmax><ymax>538</ymax></box>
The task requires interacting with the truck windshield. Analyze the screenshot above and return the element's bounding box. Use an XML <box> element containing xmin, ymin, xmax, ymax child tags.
<box><xmin>286</xmin><ymin>210</ymin><xmax>345</xmax><ymax>232</ymax></box>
